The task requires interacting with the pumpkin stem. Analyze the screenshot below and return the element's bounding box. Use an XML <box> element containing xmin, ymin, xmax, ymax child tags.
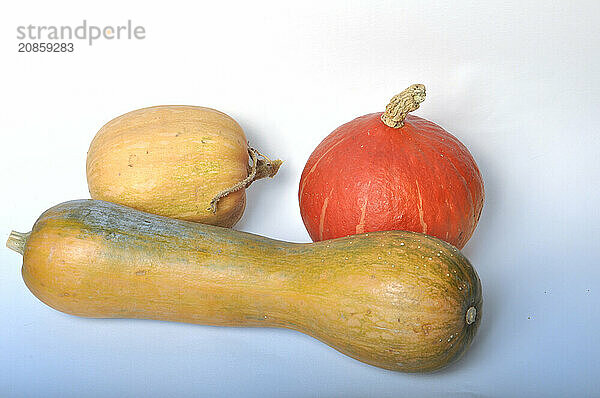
<box><xmin>381</xmin><ymin>84</ymin><xmax>426</xmax><ymax>128</ymax></box>
<box><xmin>207</xmin><ymin>146</ymin><xmax>283</xmax><ymax>213</ymax></box>
<box><xmin>6</xmin><ymin>230</ymin><xmax>30</xmax><ymax>255</ymax></box>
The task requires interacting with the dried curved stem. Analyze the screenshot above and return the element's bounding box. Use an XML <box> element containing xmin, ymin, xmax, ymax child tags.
<box><xmin>207</xmin><ymin>146</ymin><xmax>283</xmax><ymax>213</ymax></box>
<box><xmin>381</xmin><ymin>84</ymin><xmax>426</xmax><ymax>128</ymax></box>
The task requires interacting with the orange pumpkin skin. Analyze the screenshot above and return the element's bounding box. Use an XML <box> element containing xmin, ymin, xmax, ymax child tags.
<box><xmin>299</xmin><ymin>113</ymin><xmax>484</xmax><ymax>249</ymax></box>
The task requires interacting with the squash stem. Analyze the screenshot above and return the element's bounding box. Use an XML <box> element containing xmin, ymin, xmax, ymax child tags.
<box><xmin>207</xmin><ymin>146</ymin><xmax>282</xmax><ymax>213</ymax></box>
<box><xmin>381</xmin><ymin>84</ymin><xmax>426</xmax><ymax>128</ymax></box>
<box><xmin>6</xmin><ymin>230</ymin><xmax>30</xmax><ymax>255</ymax></box>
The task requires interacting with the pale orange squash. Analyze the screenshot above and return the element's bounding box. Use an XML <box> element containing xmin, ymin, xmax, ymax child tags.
<box><xmin>86</xmin><ymin>105</ymin><xmax>281</xmax><ymax>227</ymax></box>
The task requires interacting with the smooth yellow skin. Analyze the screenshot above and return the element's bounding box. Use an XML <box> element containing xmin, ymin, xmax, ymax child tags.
<box><xmin>86</xmin><ymin>105</ymin><xmax>248</xmax><ymax>227</ymax></box>
<box><xmin>16</xmin><ymin>200</ymin><xmax>482</xmax><ymax>372</ymax></box>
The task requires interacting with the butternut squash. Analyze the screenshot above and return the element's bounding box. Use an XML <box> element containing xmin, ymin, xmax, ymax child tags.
<box><xmin>86</xmin><ymin>105</ymin><xmax>282</xmax><ymax>227</ymax></box>
<box><xmin>6</xmin><ymin>200</ymin><xmax>482</xmax><ymax>372</ymax></box>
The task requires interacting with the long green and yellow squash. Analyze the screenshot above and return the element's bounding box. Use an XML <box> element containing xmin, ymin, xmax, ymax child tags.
<box><xmin>6</xmin><ymin>199</ymin><xmax>482</xmax><ymax>372</ymax></box>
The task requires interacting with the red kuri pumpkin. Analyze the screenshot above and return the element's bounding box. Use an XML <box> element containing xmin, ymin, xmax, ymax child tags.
<box><xmin>299</xmin><ymin>84</ymin><xmax>484</xmax><ymax>249</ymax></box>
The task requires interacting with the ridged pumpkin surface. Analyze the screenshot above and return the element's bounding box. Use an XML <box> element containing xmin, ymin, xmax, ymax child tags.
<box><xmin>14</xmin><ymin>200</ymin><xmax>482</xmax><ymax>372</ymax></box>
<box><xmin>86</xmin><ymin>105</ymin><xmax>249</xmax><ymax>227</ymax></box>
<box><xmin>299</xmin><ymin>113</ymin><xmax>484</xmax><ymax>248</ymax></box>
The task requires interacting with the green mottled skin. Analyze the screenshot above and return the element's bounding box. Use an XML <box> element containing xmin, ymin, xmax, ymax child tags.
<box><xmin>18</xmin><ymin>200</ymin><xmax>482</xmax><ymax>372</ymax></box>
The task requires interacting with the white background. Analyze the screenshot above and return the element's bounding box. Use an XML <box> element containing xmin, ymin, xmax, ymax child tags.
<box><xmin>1</xmin><ymin>1</ymin><xmax>599</xmax><ymax>397</ymax></box>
